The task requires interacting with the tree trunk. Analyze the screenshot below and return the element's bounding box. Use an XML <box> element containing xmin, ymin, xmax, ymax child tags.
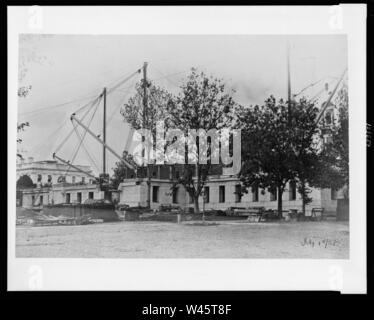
<box><xmin>194</xmin><ymin>161</ymin><xmax>200</xmax><ymax>215</ymax></box>
<box><xmin>202</xmin><ymin>196</ymin><xmax>205</xmax><ymax>222</ymax></box>
<box><xmin>277</xmin><ymin>187</ymin><xmax>283</xmax><ymax>219</ymax></box>
<box><xmin>146</xmin><ymin>165</ymin><xmax>151</xmax><ymax>208</ymax></box>
<box><xmin>302</xmin><ymin>200</ymin><xmax>306</xmax><ymax>217</ymax></box>
<box><xmin>193</xmin><ymin>196</ymin><xmax>200</xmax><ymax>214</ymax></box>
<box><xmin>301</xmin><ymin>180</ymin><xmax>306</xmax><ymax>217</ymax></box>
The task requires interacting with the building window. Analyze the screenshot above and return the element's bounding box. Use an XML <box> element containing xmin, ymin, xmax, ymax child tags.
<box><xmin>31</xmin><ymin>195</ymin><xmax>35</xmax><ymax>205</ymax></box>
<box><xmin>204</xmin><ymin>186</ymin><xmax>210</xmax><ymax>203</ymax></box>
<box><xmin>252</xmin><ymin>184</ymin><xmax>259</xmax><ymax>202</ymax></box>
<box><xmin>72</xmin><ymin>176</ymin><xmax>76</xmax><ymax>183</ymax></box>
<box><xmin>88</xmin><ymin>192</ymin><xmax>94</xmax><ymax>199</ymax></box>
<box><xmin>39</xmin><ymin>195</ymin><xmax>43</xmax><ymax>205</ymax></box>
<box><xmin>289</xmin><ymin>181</ymin><xmax>297</xmax><ymax>201</ymax></box>
<box><xmin>152</xmin><ymin>186</ymin><xmax>159</xmax><ymax>203</ymax></box>
<box><xmin>37</xmin><ymin>174</ymin><xmax>42</xmax><ymax>182</ymax></box>
<box><xmin>81</xmin><ymin>177</ymin><xmax>85</xmax><ymax>184</ymax></box>
<box><xmin>66</xmin><ymin>193</ymin><xmax>70</xmax><ymax>204</ymax></box>
<box><xmin>219</xmin><ymin>186</ymin><xmax>225</xmax><ymax>203</ymax></box>
<box><xmin>331</xmin><ymin>188</ymin><xmax>338</xmax><ymax>200</ymax></box>
<box><xmin>58</xmin><ymin>176</ymin><xmax>65</xmax><ymax>183</ymax></box>
<box><xmin>235</xmin><ymin>184</ymin><xmax>242</xmax><ymax>203</ymax></box>
<box><xmin>77</xmin><ymin>192</ymin><xmax>82</xmax><ymax>204</ymax></box>
<box><xmin>172</xmin><ymin>188</ymin><xmax>178</xmax><ymax>204</ymax></box>
<box><xmin>47</xmin><ymin>175</ymin><xmax>52</xmax><ymax>183</ymax></box>
<box><xmin>270</xmin><ymin>188</ymin><xmax>277</xmax><ymax>201</ymax></box>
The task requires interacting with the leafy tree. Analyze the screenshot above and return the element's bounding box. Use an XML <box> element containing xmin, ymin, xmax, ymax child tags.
<box><xmin>116</xmin><ymin>69</ymin><xmax>237</xmax><ymax>213</ymax></box>
<box><xmin>17</xmin><ymin>35</ymin><xmax>49</xmax><ymax>158</ymax></box>
<box><xmin>17</xmin><ymin>122</ymin><xmax>30</xmax><ymax>160</ymax></box>
<box><xmin>120</xmin><ymin>80</ymin><xmax>173</xmax><ymax>136</ymax></box>
<box><xmin>287</xmin><ymin>99</ymin><xmax>321</xmax><ymax>216</ymax></box>
<box><xmin>17</xmin><ymin>67</ymin><xmax>31</xmax><ymax>160</ymax></box>
<box><xmin>111</xmin><ymin>150</ymin><xmax>138</xmax><ymax>189</ymax></box>
<box><xmin>166</xmin><ymin>68</ymin><xmax>237</xmax><ymax>214</ymax></box>
<box><xmin>312</xmin><ymin>83</ymin><xmax>349</xmax><ymax>198</ymax></box>
<box><xmin>328</xmin><ymin>84</ymin><xmax>349</xmax><ymax>187</ymax></box>
<box><xmin>16</xmin><ymin>175</ymin><xmax>34</xmax><ymax>189</ymax></box>
<box><xmin>238</xmin><ymin>96</ymin><xmax>322</xmax><ymax>217</ymax></box>
<box><xmin>18</xmin><ymin>85</ymin><xmax>32</xmax><ymax>98</ymax></box>
<box><xmin>114</xmin><ymin>82</ymin><xmax>173</xmax><ymax>200</ymax></box>
<box><xmin>18</xmin><ymin>34</ymin><xmax>50</xmax><ymax>98</ymax></box>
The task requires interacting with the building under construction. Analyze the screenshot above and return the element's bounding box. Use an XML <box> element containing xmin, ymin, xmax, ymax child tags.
<box><xmin>16</xmin><ymin>61</ymin><xmax>349</xmax><ymax>221</ymax></box>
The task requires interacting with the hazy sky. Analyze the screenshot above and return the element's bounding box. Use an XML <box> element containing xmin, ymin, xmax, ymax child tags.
<box><xmin>17</xmin><ymin>34</ymin><xmax>347</xmax><ymax>175</ymax></box>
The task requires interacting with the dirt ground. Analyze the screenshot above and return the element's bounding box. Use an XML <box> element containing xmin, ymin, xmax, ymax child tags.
<box><xmin>16</xmin><ymin>220</ymin><xmax>349</xmax><ymax>259</ymax></box>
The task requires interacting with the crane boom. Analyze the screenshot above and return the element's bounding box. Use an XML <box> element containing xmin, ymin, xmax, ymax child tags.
<box><xmin>53</xmin><ymin>153</ymin><xmax>97</xmax><ymax>180</ymax></box>
<box><xmin>70</xmin><ymin>113</ymin><xmax>136</xmax><ymax>171</ymax></box>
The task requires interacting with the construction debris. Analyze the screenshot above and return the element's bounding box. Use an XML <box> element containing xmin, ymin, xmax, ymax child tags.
<box><xmin>16</xmin><ymin>207</ymin><xmax>104</xmax><ymax>226</ymax></box>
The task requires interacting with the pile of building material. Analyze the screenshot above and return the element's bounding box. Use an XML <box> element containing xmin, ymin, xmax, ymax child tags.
<box><xmin>226</xmin><ymin>206</ymin><xmax>265</xmax><ymax>217</ymax></box>
<box><xmin>158</xmin><ymin>204</ymin><xmax>182</xmax><ymax>214</ymax></box>
<box><xmin>42</xmin><ymin>200</ymin><xmax>119</xmax><ymax>222</ymax></box>
<box><xmin>16</xmin><ymin>212</ymin><xmax>75</xmax><ymax>226</ymax></box>
<box><xmin>115</xmin><ymin>205</ymin><xmax>154</xmax><ymax>221</ymax></box>
<box><xmin>203</xmin><ymin>209</ymin><xmax>226</xmax><ymax>216</ymax></box>
<box><xmin>16</xmin><ymin>207</ymin><xmax>104</xmax><ymax>226</ymax></box>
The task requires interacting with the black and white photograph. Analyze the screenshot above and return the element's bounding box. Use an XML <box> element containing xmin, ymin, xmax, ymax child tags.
<box><xmin>7</xmin><ymin>5</ymin><xmax>367</xmax><ymax>293</ymax></box>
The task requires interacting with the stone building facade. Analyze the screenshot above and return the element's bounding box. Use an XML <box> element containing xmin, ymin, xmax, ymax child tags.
<box><xmin>17</xmin><ymin>157</ymin><xmax>95</xmax><ymax>186</ymax></box>
<box><xmin>20</xmin><ymin>183</ymin><xmax>104</xmax><ymax>208</ymax></box>
<box><xmin>17</xmin><ymin>158</ymin><xmax>103</xmax><ymax>208</ymax></box>
<box><xmin>17</xmin><ymin>159</ymin><xmax>342</xmax><ymax>216</ymax></box>
<box><xmin>117</xmin><ymin>165</ymin><xmax>341</xmax><ymax>216</ymax></box>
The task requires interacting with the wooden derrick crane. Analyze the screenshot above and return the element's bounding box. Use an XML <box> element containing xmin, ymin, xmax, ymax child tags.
<box><xmin>52</xmin><ymin>68</ymin><xmax>141</xmax><ymax>195</ymax></box>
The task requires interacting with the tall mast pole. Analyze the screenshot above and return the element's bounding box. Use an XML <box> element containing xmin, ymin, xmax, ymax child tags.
<box><xmin>143</xmin><ymin>62</ymin><xmax>151</xmax><ymax>208</ymax></box>
<box><xmin>103</xmin><ymin>87</ymin><xmax>107</xmax><ymax>174</ymax></box>
<box><xmin>143</xmin><ymin>62</ymin><xmax>148</xmax><ymax>132</ymax></box>
<box><xmin>287</xmin><ymin>40</ymin><xmax>292</xmax><ymax>124</ymax></box>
